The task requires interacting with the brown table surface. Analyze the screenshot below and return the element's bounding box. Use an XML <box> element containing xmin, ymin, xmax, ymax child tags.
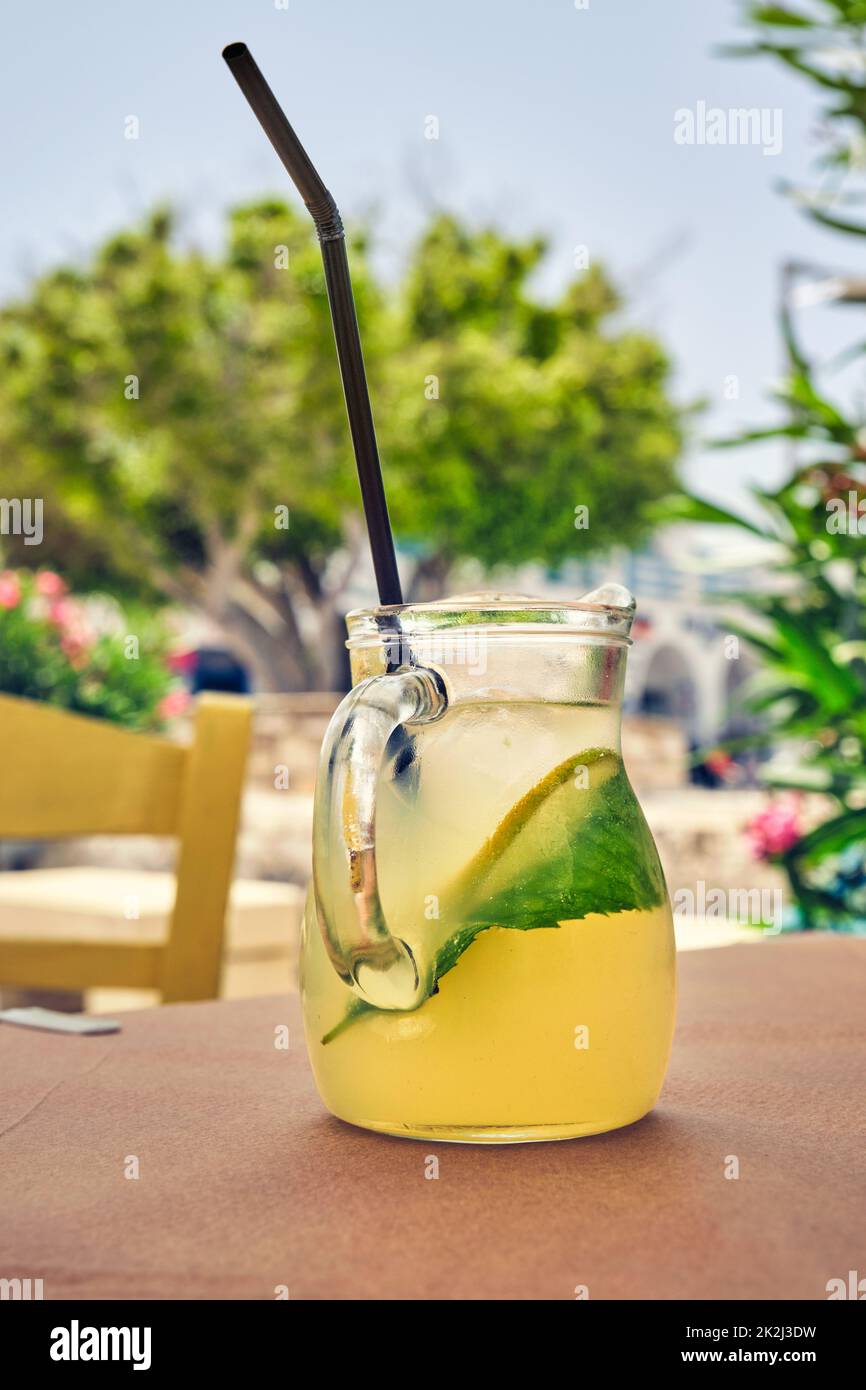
<box><xmin>1</xmin><ymin>935</ymin><xmax>864</xmax><ymax>1301</ymax></box>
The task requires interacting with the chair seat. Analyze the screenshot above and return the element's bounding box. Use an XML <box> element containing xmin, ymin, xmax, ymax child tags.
<box><xmin>0</xmin><ymin>867</ymin><xmax>304</xmax><ymax>957</ymax></box>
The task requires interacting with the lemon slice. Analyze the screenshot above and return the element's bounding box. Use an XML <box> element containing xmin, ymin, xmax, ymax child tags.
<box><xmin>441</xmin><ymin>747</ymin><xmax>620</xmax><ymax>919</ymax></box>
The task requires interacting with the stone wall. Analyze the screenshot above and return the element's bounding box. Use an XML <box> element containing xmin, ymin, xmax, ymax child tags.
<box><xmin>246</xmin><ymin>693</ymin><xmax>339</xmax><ymax>796</ymax></box>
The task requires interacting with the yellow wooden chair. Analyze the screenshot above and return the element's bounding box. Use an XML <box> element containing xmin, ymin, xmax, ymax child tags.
<box><xmin>0</xmin><ymin>692</ymin><xmax>252</xmax><ymax>1003</ymax></box>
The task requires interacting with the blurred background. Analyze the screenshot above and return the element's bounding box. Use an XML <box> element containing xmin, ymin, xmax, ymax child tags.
<box><xmin>1</xmin><ymin>0</ymin><xmax>864</xmax><ymax>1010</ymax></box>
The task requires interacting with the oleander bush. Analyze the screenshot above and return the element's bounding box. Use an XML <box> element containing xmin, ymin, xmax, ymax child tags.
<box><xmin>0</xmin><ymin>568</ymin><xmax>187</xmax><ymax>731</ymax></box>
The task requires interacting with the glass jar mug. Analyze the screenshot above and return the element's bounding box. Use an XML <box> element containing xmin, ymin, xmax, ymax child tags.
<box><xmin>300</xmin><ymin>589</ymin><xmax>676</xmax><ymax>1142</ymax></box>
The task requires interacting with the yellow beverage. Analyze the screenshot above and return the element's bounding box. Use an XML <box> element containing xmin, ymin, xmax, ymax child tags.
<box><xmin>302</xmin><ymin>902</ymin><xmax>673</xmax><ymax>1141</ymax></box>
<box><xmin>301</xmin><ymin>699</ymin><xmax>676</xmax><ymax>1142</ymax></box>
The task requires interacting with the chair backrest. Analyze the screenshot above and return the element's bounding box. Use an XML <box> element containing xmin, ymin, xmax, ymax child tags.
<box><xmin>0</xmin><ymin>693</ymin><xmax>252</xmax><ymax>1002</ymax></box>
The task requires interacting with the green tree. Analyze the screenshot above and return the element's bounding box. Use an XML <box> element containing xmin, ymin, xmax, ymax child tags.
<box><xmin>0</xmin><ymin>203</ymin><xmax>683</xmax><ymax>689</ymax></box>
<box><xmin>384</xmin><ymin>217</ymin><xmax>682</xmax><ymax>595</ymax></box>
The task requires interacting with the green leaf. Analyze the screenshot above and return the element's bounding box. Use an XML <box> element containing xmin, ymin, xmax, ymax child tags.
<box><xmin>654</xmin><ymin>491</ymin><xmax>767</xmax><ymax>537</ymax></box>
<box><xmin>748</xmin><ymin>5</ymin><xmax>816</xmax><ymax>25</ymax></box>
<box><xmin>798</xmin><ymin>205</ymin><xmax>866</xmax><ymax>237</ymax></box>
<box><xmin>773</xmin><ymin>368</ymin><xmax>855</xmax><ymax>441</ymax></box>
<box><xmin>762</xmin><ymin>607</ymin><xmax>862</xmax><ymax>711</ymax></box>
<box><xmin>710</xmin><ymin>423</ymin><xmax>811</xmax><ymax>449</ymax></box>
<box><xmin>787</xmin><ymin>807</ymin><xmax>866</xmax><ymax>863</ymax></box>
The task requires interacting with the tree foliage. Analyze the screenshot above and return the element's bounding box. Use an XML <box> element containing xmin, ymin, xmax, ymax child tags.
<box><xmin>0</xmin><ymin>203</ymin><xmax>683</xmax><ymax>688</ymax></box>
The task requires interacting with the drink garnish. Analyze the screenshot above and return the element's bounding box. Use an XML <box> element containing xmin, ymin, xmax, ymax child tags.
<box><xmin>321</xmin><ymin>747</ymin><xmax>666</xmax><ymax>1043</ymax></box>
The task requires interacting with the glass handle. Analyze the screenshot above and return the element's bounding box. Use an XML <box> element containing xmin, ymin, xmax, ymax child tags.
<box><xmin>313</xmin><ymin>667</ymin><xmax>447</xmax><ymax>1010</ymax></box>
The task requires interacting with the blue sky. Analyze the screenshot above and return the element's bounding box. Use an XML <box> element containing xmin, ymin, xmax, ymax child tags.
<box><xmin>2</xmin><ymin>0</ymin><xmax>860</xmax><ymax>510</ymax></box>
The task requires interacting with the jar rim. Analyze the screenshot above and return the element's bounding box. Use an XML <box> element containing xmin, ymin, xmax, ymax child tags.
<box><xmin>345</xmin><ymin>587</ymin><xmax>636</xmax><ymax>647</ymax></box>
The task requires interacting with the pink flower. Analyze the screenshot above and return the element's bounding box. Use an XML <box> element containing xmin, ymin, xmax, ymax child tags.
<box><xmin>47</xmin><ymin>594</ymin><xmax>94</xmax><ymax>657</ymax></box>
<box><xmin>35</xmin><ymin>570</ymin><xmax>68</xmax><ymax>598</ymax></box>
<box><xmin>166</xmin><ymin>649</ymin><xmax>197</xmax><ymax>676</ymax></box>
<box><xmin>746</xmin><ymin>796</ymin><xmax>802</xmax><ymax>861</ymax></box>
<box><xmin>48</xmin><ymin>597</ymin><xmax>76</xmax><ymax>628</ymax></box>
<box><xmin>0</xmin><ymin>571</ymin><xmax>21</xmax><ymax>610</ymax></box>
<box><xmin>60</xmin><ymin>633</ymin><xmax>90</xmax><ymax>669</ymax></box>
<box><xmin>158</xmin><ymin>689</ymin><xmax>191</xmax><ymax>721</ymax></box>
<box><xmin>52</xmin><ymin>597</ymin><xmax>95</xmax><ymax>664</ymax></box>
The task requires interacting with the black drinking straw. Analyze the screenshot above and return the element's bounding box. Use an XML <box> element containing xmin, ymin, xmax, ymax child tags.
<box><xmin>222</xmin><ymin>42</ymin><xmax>404</xmax><ymax>608</ymax></box>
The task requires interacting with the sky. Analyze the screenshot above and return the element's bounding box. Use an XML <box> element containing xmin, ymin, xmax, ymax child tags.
<box><xmin>2</xmin><ymin>0</ymin><xmax>861</xmax><ymax>513</ymax></box>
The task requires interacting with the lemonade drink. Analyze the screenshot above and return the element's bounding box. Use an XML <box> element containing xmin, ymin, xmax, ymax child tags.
<box><xmin>301</xmin><ymin>678</ymin><xmax>676</xmax><ymax>1142</ymax></box>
